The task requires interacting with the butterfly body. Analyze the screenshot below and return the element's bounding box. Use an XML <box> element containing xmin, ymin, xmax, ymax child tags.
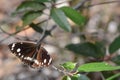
<box><xmin>8</xmin><ymin>41</ymin><xmax>52</xmax><ymax>68</ymax></box>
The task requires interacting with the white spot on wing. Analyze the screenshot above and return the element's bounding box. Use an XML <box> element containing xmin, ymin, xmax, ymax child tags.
<box><xmin>41</xmin><ymin>62</ymin><xmax>43</xmax><ymax>65</ymax></box>
<box><xmin>44</xmin><ymin>59</ymin><xmax>47</xmax><ymax>63</ymax></box>
<box><xmin>34</xmin><ymin>60</ymin><xmax>39</xmax><ymax>65</ymax></box>
<box><xmin>17</xmin><ymin>48</ymin><xmax>21</xmax><ymax>52</ymax></box>
<box><xmin>12</xmin><ymin>43</ymin><xmax>15</xmax><ymax>47</ymax></box>
<box><xmin>24</xmin><ymin>57</ymin><xmax>33</xmax><ymax>61</ymax></box>
<box><xmin>11</xmin><ymin>43</ymin><xmax>15</xmax><ymax>50</ymax></box>
<box><xmin>21</xmin><ymin>55</ymin><xmax>24</xmax><ymax>58</ymax></box>
<box><xmin>48</xmin><ymin>58</ymin><xmax>52</xmax><ymax>65</ymax></box>
<box><xmin>18</xmin><ymin>53</ymin><xmax>21</xmax><ymax>56</ymax></box>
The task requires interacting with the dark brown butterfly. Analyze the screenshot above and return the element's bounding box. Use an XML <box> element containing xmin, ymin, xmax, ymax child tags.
<box><xmin>8</xmin><ymin>41</ymin><xmax>52</xmax><ymax>68</ymax></box>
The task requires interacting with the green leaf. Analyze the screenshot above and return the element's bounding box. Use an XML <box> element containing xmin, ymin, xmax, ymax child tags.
<box><xmin>51</xmin><ymin>0</ymin><xmax>57</xmax><ymax>2</ymax></box>
<box><xmin>60</xmin><ymin>7</ymin><xmax>86</xmax><ymax>26</ymax></box>
<box><xmin>102</xmin><ymin>71</ymin><xmax>114</xmax><ymax>79</ymax></box>
<box><xmin>16</xmin><ymin>1</ymin><xmax>45</xmax><ymax>12</ymax></box>
<box><xmin>50</xmin><ymin>8</ymin><xmax>71</xmax><ymax>32</ymax></box>
<box><xmin>71</xmin><ymin>74</ymin><xmax>90</xmax><ymax>80</ymax></box>
<box><xmin>29</xmin><ymin>23</ymin><xmax>43</xmax><ymax>33</ymax></box>
<box><xmin>106</xmin><ymin>73</ymin><xmax>120</xmax><ymax>80</ymax></box>
<box><xmin>109</xmin><ymin>35</ymin><xmax>120</xmax><ymax>54</ymax></box>
<box><xmin>29</xmin><ymin>23</ymin><xmax>51</xmax><ymax>35</ymax></box>
<box><xmin>32</xmin><ymin>0</ymin><xmax>50</xmax><ymax>2</ymax></box>
<box><xmin>22</xmin><ymin>11</ymin><xmax>42</xmax><ymax>26</ymax></box>
<box><xmin>62</xmin><ymin>76</ymin><xmax>71</xmax><ymax>80</ymax></box>
<box><xmin>111</xmin><ymin>55</ymin><xmax>120</xmax><ymax>65</ymax></box>
<box><xmin>78</xmin><ymin>62</ymin><xmax>120</xmax><ymax>72</ymax></box>
<box><xmin>66</xmin><ymin>42</ymin><xmax>105</xmax><ymax>58</ymax></box>
<box><xmin>61</xmin><ymin>62</ymin><xmax>76</xmax><ymax>71</ymax></box>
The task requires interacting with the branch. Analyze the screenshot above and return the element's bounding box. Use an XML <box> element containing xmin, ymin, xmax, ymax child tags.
<box><xmin>55</xmin><ymin>0</ymin><xmax>72</xmax><ymax>5</ymax></box>
<box><xmin>84</xmin><ymin>0</ymin><xmax>120</xmax><ymax>8</ymax></box>
<box><xmin>73</xmin><ymin>0</ymin><xmax>90</xmax><ymax>10</ymax></box>
<box><xmin>0</xmin><ymin>19</ymin><xmax>52</xmax><ymax>43</ymax></box>
<box><xmin>51</xmin><ymin>65</ymin><xmax>75</xmax><ymax>76</ymax></box>
<box><xmin>0</xmin><ymin>27</ymin><xmax>30</xmax><ymax>43</ymax></box>
<box><xmin>36</xmin><ymin>25</ymin><xmax>57</xmax><ymax>47</ymax></box>
<box><xmin>73</xmin><ymin>0</ymin><xmax>120</xmax><ymax>10</ymax></box>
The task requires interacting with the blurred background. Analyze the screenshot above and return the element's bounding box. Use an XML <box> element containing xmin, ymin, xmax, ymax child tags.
<box><xmin>0</xmin><ymin>0</ymin><xmax>120</xmax><ymax>80</ymax></box>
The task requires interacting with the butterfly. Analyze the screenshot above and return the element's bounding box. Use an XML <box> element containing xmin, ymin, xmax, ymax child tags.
<box><xmin>8</xmin><ymin>41</ymin><xmax>52</xmax><ymax>68</ymax></box>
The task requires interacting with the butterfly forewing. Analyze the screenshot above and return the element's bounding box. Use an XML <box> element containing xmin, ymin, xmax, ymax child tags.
<box><xmin>8</xmin><ymin>41</ymin><xmax>52</xmax><ymax>68</ymax></box>
<box><xmin>8</xmin><ymin>42</ymin><xmax>36</xmax><ymax>58</ymax></box>
<box><xmin>8</xmin><ymin>42</ymin><xmax>37</xmax><ymax>65</ymax></box>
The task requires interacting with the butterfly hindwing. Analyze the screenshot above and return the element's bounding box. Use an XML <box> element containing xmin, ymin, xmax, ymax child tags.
<box><xmin>40</xmin><ymin>47</ymin><xmax>52</xmax><ymax>66</ymax></box>
<box><xmin>32</xmin><ymin>47</ymin><xmax>52</xmax><ymax>67</ymax></box>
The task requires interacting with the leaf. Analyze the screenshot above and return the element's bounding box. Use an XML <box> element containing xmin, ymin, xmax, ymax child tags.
<box><xmin>32</xmin><ymin>0</ymin><xmax>50</xmax><ymax>2</ymax></box>
<box><xmin>111</xmin><ymin>55</ymin><xmax>120</xmax><ymax>65</ymax></box>
<box><xmin>50</xmin><ymin>8</ymin><xmax>71</xmax><ymax>32</ymax></box>
<box><xmin>51</xmin><ymin>0</ymin><xmax>57</xmax><ymax>2</ymax></box>
<box><xmin>16</xmin><ymin>1</ymin><xmax>45</xmax><ymax>12</ymax></box>
<box><xmin>22</xmin><ymin>11</ymin><xmax>42</xmax><ymax>26</ymax></box>
<box><xmin>60</xmin><ymin>7</ymin><xmax>87</xmax><ymax>26</ymax></box>
<box><xmin>102</xmin><ymin>71</ymin><xmax>114</xmax><ymax>79</ymax></box>
<box><xmin>77</xmin><ymin>62</ymin><xmax>120</xmax><ymax>72</ymax></box>
<box><xmin>29</xmin><ymin>23</ymin><xmax>43</xmax><ymax>33</ymax></box>
<box><xmin>29</xmin><ymin>23</ymin><xmax>51</xmax><ymax>35</ymax></box>
<box><xmin>62</xmin><ymin>76</ymin><xmax>71</xmax><ymax>80</ymax></box>
<box><xmin>61</xmin><ymin>62</ymin><xmax>76</xmax><ymax>71</ymax></box>
<box><xmin>106</xmin><ymin>73</ymin><xmax>120</xmax><ymax>80</ymax></box>
<box><xmin>66</xmin><ymin>42</ymin><xmax>105</xmax><ymax>58</ymax></box>
<box><xmin>71</xmin><ymin>74</ymin><xmax>90</xmax><ymax>80</ymax></box>
<box><xmin>109</xmin><ymin>35</ymin><xmax>120</xmax><ymax>54</ymax></box>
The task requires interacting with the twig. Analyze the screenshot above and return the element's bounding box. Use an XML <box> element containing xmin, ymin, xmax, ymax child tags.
<box><xmin>73</xmin><ymin>0</ymin><xmax>90</xmax><ymax>10</ymax></box>
<box><xmin>51</xmin><ymin>65</ymin><xmax>74</xmax><ymax>76</ymax></box>
<box><xmin>73</xmin><ymin>0</ymin><xmax>120</xmax><ymax>10</ymax></box>
<box><xmin>0</xmin><ymin>18</ymin><xmax>53</xmax><ymax>43</ymax></box>
<box><xmin>36</xmin><ymin>19</ymin><xmax>49</xmax><ymax>25</ymax></box>
<box><xmin>84</xmin><ymin>0</ymin><xmax>120</xmax><ymax>8</ymax></box>
<box><xmin>0</xmin><ymin>27</ymin><xmax>30</xmax><ymax>42</ymax></box>
<box><xmin>36</xmin><ymin>25</ymin><xmax>57</xmax><ymax>47</ymax></box>
<box><xmin>55</xmin><ymin>0</ymin><xmax>72</xmax><ymax>5</ymax></box>
<box><xmin>35</xmin><ymin>18</ymin><xmax>49</xmax><ymax>50</ymax></box>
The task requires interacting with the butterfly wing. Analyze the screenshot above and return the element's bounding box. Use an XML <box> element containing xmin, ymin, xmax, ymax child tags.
<box><xmin>32</xmin><ymin>47</ymin><xmax>52</xmax><ymax>68</ymax></box>
<box><xmin>8</xmin><ymin>42</ymin><xmax>36</xmax><ymax>65</ymax></box>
